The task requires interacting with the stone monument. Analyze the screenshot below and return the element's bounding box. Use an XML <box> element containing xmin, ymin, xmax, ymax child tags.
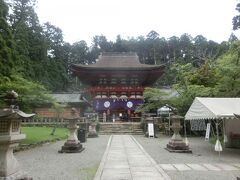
<box><xmin>87</xmin><ymin>113</ymin><xmax>98</xmax><ymax>138</ymax></box>
<box><xmin>166</xmin><ymin>114</ymin><xmax>192</xmax><ymax>153</ymax></box>
<box><xmin>59</xmin><ymin>108</ymin><xmax>84</xmax><ymax>153</ymax></box>
<box><xmin>88</xmin><ymin>122</ymin><xmax>98</xmax><ymax>138</ymax></box>
<box><xmin>0</xmin><ymin>90</ymin><xmax>35</xmax><ymax>180</ymax></box>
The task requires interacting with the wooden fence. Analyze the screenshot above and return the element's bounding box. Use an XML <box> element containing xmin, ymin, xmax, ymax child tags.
<box><xmin>21</xmin><ymin>117</ymin><xmax>87</xmax><ymax>127</ymax></box>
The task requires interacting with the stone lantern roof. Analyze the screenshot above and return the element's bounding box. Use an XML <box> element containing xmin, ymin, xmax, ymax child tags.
<box><xmin>0</xmin><ymin>107</ymin><xmax>35</xmax><ymax>118</ymax></box>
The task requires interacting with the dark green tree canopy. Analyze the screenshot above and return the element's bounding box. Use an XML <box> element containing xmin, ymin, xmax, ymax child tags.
<box><xmin>0</xmin><ymin>0</ymin><xmax>16</xmax><ymax>77</ymax></box>
<box><xmin>233</xmin><ymin>3</ymin><xmax>240</xmax><ymax>30</ymax></box>
<box><xmin>0</xmin><ymin>0</ymin><xmax>238</xmax><ymax>113</ymax></box>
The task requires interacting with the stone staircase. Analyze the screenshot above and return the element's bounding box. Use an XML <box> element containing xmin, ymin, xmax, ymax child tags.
<box><xmin>98</xmin><ymin>122</ymin><xmax>143</xmax><ymax>135</ymax></box>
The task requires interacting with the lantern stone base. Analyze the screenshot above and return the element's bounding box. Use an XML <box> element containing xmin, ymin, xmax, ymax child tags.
<box><xmin>166</xmin><ymin>115</ymin><xmax>192</xmax><ymax>153</ymax></box>
<box><xmin>88</xmin><ymin>124</ymin><xmax>98</xmax><ymax>138</ymax></box>
<box><xmin>166</xmin><ymin>139</ymin><xmax>192</xmax><ymax>153</ymax></box>
<box><xmin>58</xmin><ymin>140</ymin><xmax>84</xmax><ymax>153</ymax></box>
<box><xmin>0</xmin><ymin>170</ymin><xmax>32</xmax><ymax>180</ymax></box>
<box><xmin>88</xmin><ymin>131</ymin><xmax>98</xmax><ymax>138</ymax></box>
<box><xmin>0</xmin><ymin>135</ymin><xmax>32</xmax><ymax>179</ymax></box>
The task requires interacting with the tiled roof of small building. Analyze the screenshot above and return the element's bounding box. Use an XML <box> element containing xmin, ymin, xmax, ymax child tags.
<box><xmin>51</xmin><ymin>94</ymin><xmax>86</xmax><ymax>103</ymax></box>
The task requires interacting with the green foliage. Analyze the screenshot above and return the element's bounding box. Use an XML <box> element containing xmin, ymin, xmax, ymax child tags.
<box><xmin>214</xmin><ymin>41</ymin><xmax>240</xmax><ymax>96</ymax></box>
<box><xmin>143</xmin><ymin>87</ymin><xmax>169</xmax><ymax>101</ymax></box>
<box><xmin>0</xmin><ymin>0</ymin><xmax>228</xmax><ymax>92</ymax></box>
<box><xmin>136</xmin><ymin>87</ymin><xmax>170</xmax><ymax>113</ymax></box>
<box><xmin>167</xmin><ymin>41</ymin><xmax>240</xmax><ymax>114</ymax></box>
<box><xmin>5</xmin><ymin>1</ymin><xmax>70</xmax><ymax>91</ymax></box>
<box><xmin>69</xmin><ymin>40</ymin><xmax>89</xmax><ymax>65</ymax></box>
<box><xmin>0</xmin><ymin>0</ymin><xmax>16</xmax><ymax>77</ymax></box>
<box><xmin>233</xmin><ymin>3</ymin><xmax>240</xmax><ymax>30</ymax></box>
<box><xmin>139</xmin><ymin>84</ymin><xmax>216</xmax><ymax>116</ymax></box>
<box><xmin>0</xmin><ymin>0</ymin><xmax>238</xmax><ymax>115</ymax></box>
<box><xmin>149</xmin><ymin>42</ymin><xmax>238</xmax><ymax>115</ymax></box>
<box><xmin>0</xmin><ymin>75</ymin><xmax>53</xmax><ymax>111</ymax></box>
<box><xmin>187</xmin><ymin>63</ymin><xmax>217</xmax><ymax>87</ymax></box>
<box><xmin>171</xmin><ymin>85</ymin><xmax>216</xmax><ymax>115</ymax></box>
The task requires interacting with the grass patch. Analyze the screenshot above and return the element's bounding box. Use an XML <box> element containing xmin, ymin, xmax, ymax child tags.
<box><xmin>209</xmin><ymin>136</ymin><xmax>223</xmax><ymax>145</ymax></box>
<box><xmin>20</xmin><ymin>127</ymin><xmax>68</xmax><ymax>145</ymax></box>
<box><xmin>79</xmin><ymin>164</ymin><xmax>99</xmax><ymax>180</ymax></box>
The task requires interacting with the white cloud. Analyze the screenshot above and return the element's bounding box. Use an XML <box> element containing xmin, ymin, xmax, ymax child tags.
<box><xmin>36</xmin><ymin>0</ymin><xmax>240</xmax><ymax>45</ymax></box>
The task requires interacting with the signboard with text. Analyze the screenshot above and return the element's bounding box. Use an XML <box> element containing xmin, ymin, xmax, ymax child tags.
<box><xmin>205</xmin><ymin>123</ymin><xmax>211</xmax><ymax>141</ymax></box>
<box><xmin>148</xmin><ymin>123</ymin><xmax>154</xmax><ymax>138</ymax></box>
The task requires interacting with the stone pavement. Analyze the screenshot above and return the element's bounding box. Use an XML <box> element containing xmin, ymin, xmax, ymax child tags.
<box><xmin>134</xmin><ymin>135</ymin><xmax>240</xmax><ymax>180</ymax></box>
<box><xmin>159</xmin><ymin>163</ymin><xmax>240</xmax><ymax>171</ymax></box>
<box><xmin>94</xmin><ymin>135</ymin><xmax>171</xmax><ymax>180</ymax></box>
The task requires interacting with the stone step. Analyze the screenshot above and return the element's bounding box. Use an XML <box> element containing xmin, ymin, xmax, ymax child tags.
<box><xmin>100</xmin><ymin>129</ymin><xmax>143</xmax><ymax>132</ymax></box>
<box><xmin>99</xmin><ymin>129</ymin><xmax>141</xmax><ymax>131</ymax></box>
<box><xmin>98</xmin><ymin>131</ymin><xmax>143</xmax><ymax>135</ymax></box>
<box><xmin>100</xmin><ymin>128</ymin><xmax>142</xmax><ymax>131</ymax></box>
<box><xmin>99</xmin><ymin>123</ymin><xmax>143</xmax><ymax>135</ymax></box>
<box><xmin>100</xmin><ymin>128</ymin><xmax>142</xmax><ymax>130</ymax></box>
<box><xmin>99</xmin><ymin>129</ymin><xmax>143</xmax><ymax>132</ymax></box>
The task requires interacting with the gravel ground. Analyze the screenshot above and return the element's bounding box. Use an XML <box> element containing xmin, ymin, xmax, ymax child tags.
<box><xmin>15</xmin><ymin>134</ymin><xmax>240</xmax><ymax>180</ymax></box>
<box><xmin>134</xmin><ymin>134</ymin><xmax>240</xmax><ymax>180</ymax></box>
<box><xmin>16</xmin><ymin>135</ymin><xmax>110</xmax><ymax>180</ymax></box>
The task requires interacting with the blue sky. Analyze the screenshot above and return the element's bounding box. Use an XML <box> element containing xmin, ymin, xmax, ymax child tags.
<box><xmin>36</xmin><ymin>0</ymin><xmax>240</xmax><ymax>45</ymax></box>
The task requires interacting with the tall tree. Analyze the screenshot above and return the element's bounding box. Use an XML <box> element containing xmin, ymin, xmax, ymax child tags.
<box><xmin>0</xmin><ymin>0</ymin><xmax>16</xmax><ymax>77</ymax></box>
<box><xmin>8</xmin><ymin>0</ymin><xmax>42</xmax><ymax>78</ymax></box>
<box><xmin>233</xmin><ymin>3</ymin><xmax>240</xmax><ymax>30</ymax></box>
<box><xmin>179</xmin><ymin>33</ymin><xmax>193</xmax><ymax>63</ymax></box>
<box><xmin>215</xmin><ymin>42</ymin><xmax>240</xmax><ymax>96</ymax></box>
<box><xmin>92</xmin><ymin>35</ymin><xmax>112</xmax><ymax>52</ymax></box>
<box><xmin>167</xmin><ymin>36</ymin><xmax>180</xmax><ymax>62</ymax></box>
<box><xmin>43</xmin><ymin>22</ymin><xmax>64</xmax><ymax>59</ymax></box>
<box><xmin>135</xmin><ymin>36</ymin><xmax>148</xmax><ymax>63</ymax></box>
<box><xmin>146</xmin><ymin>30</ymin><xmax>160</xmax><ymax>64</ymax></box>
<box><xmin>70</xmin><ymin>40</ymin><xmax>89</xmax><ymax>65</ymax></box>
<box><xmin>112</xmin><ymin>35</ymin><xmax>129</xmax><ymax>52</ymax></box>
<box><xmin>228</xmin><ymin>33</ymin><xmax>238</xmax><ymax>43</ymax></box>
<box><xmin>192</xmin><ymin>35</ymin><xmax>208</xmax><ymax>66</ymax></box>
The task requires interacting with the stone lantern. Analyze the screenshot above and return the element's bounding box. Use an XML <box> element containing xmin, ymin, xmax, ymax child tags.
<box><xmin>158</xmin><ymin>105</ymin><xmax>172</xmax><ymax>135</ymax></box>
<box><xmin>59</xmin><ymin>108</ymin><xmax>84</xmax><ymax>153</ymax></box>
<box><xmin>86</xmin><ymin>113</ymin><xmax>98</xmax><ymax>138</ymax></box>
<box><xmin>88</xmin><ymin>123</ymin><xmax>98</xmax><ymax>138</ymax></box>
<box><xmin>0</xmin><ymin>91</ymin><xmax>35</xmax><ymax>179</ymax></box>
<box><xmin>166</xmin><ymin>115</ymin><xmax>192</xmax><ymax>153</ymax></box>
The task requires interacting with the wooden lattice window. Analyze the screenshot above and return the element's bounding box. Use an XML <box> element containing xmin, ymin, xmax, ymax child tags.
<box><xmin>120</xmin><ymin>78</ymin><xmax>127</xmax><ymax>84</ymax></box>
<box><xmin>111</xmin><ymin>78</ymin><xmax>117</xmax><ymax>84</ymax></box>
<box><xmin>0</xmin><ymin>120</ymin><xmax>10</xmax><ymax>133</ymax></box>
<box><xmin>12</xmin><ymin>121</ymin><xmax>20</xmax><ymax>132</ymax></box>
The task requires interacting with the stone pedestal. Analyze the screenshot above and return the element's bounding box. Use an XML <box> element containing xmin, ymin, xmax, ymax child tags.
<box><xmin>166</xmin><ymin>115</ymin><xmax>192</xmax><ymax>153</ymax></box>
<box><xmin>0</xmin><ymin>107</ymin><xmax>35</xmax><ymax>180</ymax></box>
<box><xmin>59</xmin><ymin>108</ymin><xmax>84</xmax><ymax>153</ymax></box>
<box><xmin>88</xmin><ymin>123</ymin><xmax>98</xmax><ymax>138</ymax></box>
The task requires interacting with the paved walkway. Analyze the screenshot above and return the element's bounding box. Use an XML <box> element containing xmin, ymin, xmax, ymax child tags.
<box><xmin>159</xmin><ymin>163</ymin><xmax>240</xmax><ymax>171</ymax></box>
<box><xmin>94</xmin><ymin>135</ymin><xmax>171</xmax><ymax>180</ymax></box>
<box><xmin>134</xmin><ymin>135</ymin><xmax>240</xmax><ymax>180</ymax></box>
